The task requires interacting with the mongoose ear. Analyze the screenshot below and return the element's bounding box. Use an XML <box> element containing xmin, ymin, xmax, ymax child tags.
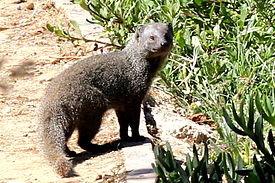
<box><xmin>168</xmin><ymin>23</ymin><xmax>173</xmax><ymax>30</ymax></box>
<box><xmin>135</xmin><ymin>25</ymin><xmax>145</xmax><ymax>41</ymax></box>
<box><xmin>167</xmin><ymin>23</ymin><xmax>173</xmax><ymax>35</ymax></box>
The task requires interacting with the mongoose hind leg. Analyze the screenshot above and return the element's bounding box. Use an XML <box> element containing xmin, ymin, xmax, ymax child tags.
<box><xmin>77</xmin><ymin>112</ymin><xmax>112</xmax><ymax>153</ymax></box>
<box><xmin>64</xmin><ymin>124</ymin><xmax>77</xmax><ymax>157</ymax></box>
<box><xmin>116</xmin><ymin>104</ymin><xmax>146</xmax><ymax>142</ymax></box>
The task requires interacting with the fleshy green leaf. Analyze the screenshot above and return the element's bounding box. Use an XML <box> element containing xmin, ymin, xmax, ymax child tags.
<box><xmin>244</xmin><ymin>172</ymin><xmax>260</xmax><ymax>183</ymax></box>
<box><xmin>253</xmin><ymin>156</ymin><xmax>268</xmax><ymax>182</ymax></box>
<box><xmin>255</xmin><ymin>116</ymin><xmax>264</xmax><ymax>148</ymax></box>
<box><xmin>223</xmin><ymin>107</ymin><xmax>247</xmax><ymax>136</ymax></box>
<box><xmin>46</xmin><ymin>24</ymin><xmax>54</xmax><ymax>32</ymax></box>
<box><xmin>192</xmin><ymin>144</ymin><xmax>199</xmax><ymax>167</ymax></box>
<box><xmin>70</xmin><ymin>20</ymin><xmax>82</xmax><ymax>35</ymax></box>
<box><xmin>248</xmin><ymin>96</ymin><xmax>255</xmax><ymax>131</ymax></box>
<box><xmin>79</xmin><ymin>0</ymin><xmax>90</xmax><ymax>11</ymax></box>
<box><xmin>268</xmin><ymin>129</ymin><xmax>275</xmax><ymax>156</ymax></box>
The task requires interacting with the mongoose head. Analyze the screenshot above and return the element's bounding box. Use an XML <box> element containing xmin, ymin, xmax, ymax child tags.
<box><xmin>127</xmin><ymin>23</ymin><xmax>173</xmax><ymax>58</ymax></box>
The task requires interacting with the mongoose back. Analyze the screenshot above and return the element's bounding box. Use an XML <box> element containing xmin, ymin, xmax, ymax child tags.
<box><xmin>38</xmin><ymin>22</ymin><xmax>173</xmax><ymax>177</ymax></box>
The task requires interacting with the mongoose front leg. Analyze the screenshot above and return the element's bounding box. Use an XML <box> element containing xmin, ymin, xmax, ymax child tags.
<box><xmin>129</xmin><ymin>105</ymin><xmax>146</xmax><ymax>141</ymax></box>
<box><xmin>116</xmin><ymin>104</ymin><xmax>146</xmax><ymax>142</ymax></box>
<box><xmin>116</xmin><ymin>109</ymin><xmax>130</xmax><ymax>140</ymax></box>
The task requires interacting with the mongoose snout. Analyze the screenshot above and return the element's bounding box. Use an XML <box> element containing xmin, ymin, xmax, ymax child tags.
<box><xmin>38</xmin><ymin>22</ymin><xmax>173</xmax><ymax>177</ymax></box>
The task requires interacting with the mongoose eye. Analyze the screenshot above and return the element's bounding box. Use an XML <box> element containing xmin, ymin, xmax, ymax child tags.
<box><xmin>149</xmin><ymin>36</ymin><xmax>155</xmax><ymax>40</ymax></box>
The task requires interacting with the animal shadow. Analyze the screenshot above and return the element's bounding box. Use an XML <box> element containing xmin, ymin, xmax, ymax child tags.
<box><xmin>71</xmin><ymin>138</ymin><xmax>150</xmax><ymax>168</ymax></box>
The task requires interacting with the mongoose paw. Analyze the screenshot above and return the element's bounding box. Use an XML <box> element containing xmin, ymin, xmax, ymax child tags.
<box><xmin>120</xmin><ymin>136</ymin><xmax>132</xmax><ymax>142</ymax></box>
<box><xmin>121</xmin><ymin>135</ymin><xmax>147</xmax><ymax>142</ymax></box>
<box><xmin>131</xmin><ymin>135</ymin><xmax>147</xmax><ymax>142</ymax></box>
<box><xmin>65</xmin><ymin>150</ymin><xmax>77</xmax><ymax>157</ymax></box>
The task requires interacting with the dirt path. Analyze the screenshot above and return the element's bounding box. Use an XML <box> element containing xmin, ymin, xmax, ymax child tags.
<box><xmin>0</xmin><ymin>1</ymin><xmax>125</xmax><ymax>182</ymax></box>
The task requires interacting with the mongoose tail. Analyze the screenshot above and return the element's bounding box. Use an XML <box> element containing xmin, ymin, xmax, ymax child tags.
<box><xmin>39</xmin><ymin>117</ymin><xmax>74</xmax><ymax>177</ymax></box>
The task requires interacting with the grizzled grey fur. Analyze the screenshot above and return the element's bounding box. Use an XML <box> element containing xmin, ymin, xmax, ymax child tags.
<box><xmin>38</xmin><ymin>22</ymin><xmax>173</xmax><ymax>177</ymax></box>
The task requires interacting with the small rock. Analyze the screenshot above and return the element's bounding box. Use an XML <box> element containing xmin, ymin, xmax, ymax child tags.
<box><xmin>1</xmin><ymin>107</ymin><xmax>11</xmax><ymax>115</ymax></box>
<box><xmin>96</xmin><ymin>174</ymin><xmax>103</xmax><ymax>180</ymax></box>
<box><xmin>26</xmin><ymin>3</ymin><xmax>34</xmax><ymax>10</ymax></box>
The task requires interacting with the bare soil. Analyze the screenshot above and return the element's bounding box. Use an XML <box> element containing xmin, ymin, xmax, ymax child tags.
<box><xmin>0</xmin><ymin>1</ymin><xmax>125</xmax><ymax>182</ymax></box>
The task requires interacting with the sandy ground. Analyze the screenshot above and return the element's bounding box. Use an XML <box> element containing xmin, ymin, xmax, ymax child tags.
<box><xmin>0</xmin><ymin>1</ymin><xmax>125</xmax><ymax>182</ymax></box>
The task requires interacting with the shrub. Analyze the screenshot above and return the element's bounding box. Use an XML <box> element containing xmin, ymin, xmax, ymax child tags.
<box><xmin>153</xmin><ymin>92</ymin><xmax>275</xmax><ymax>182</ymax></box>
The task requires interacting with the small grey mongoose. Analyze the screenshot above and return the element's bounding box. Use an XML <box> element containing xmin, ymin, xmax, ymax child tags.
<box><xmin>38</xmin><ymin>22</ymin><xmax>173</xmax><ymax>177</ymax></box>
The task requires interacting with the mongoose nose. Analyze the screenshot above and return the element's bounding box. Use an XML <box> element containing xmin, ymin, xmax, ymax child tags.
<box><xmin>161</xmin><ymin>42</ymin><xmax>169</xmax><ymax>47</ymax></box>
